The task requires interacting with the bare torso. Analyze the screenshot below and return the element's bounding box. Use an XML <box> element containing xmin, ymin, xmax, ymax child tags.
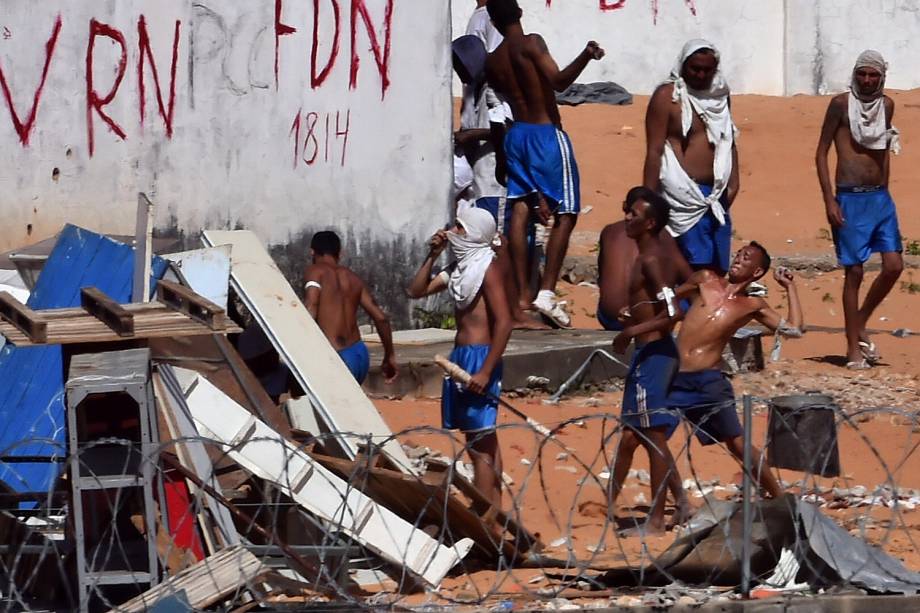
<box><xmin>454</xmin><ymin>262</ymin><xmax>498</xmax><ymax>347</ymax></box>
<box><xmin>599</xmin><ymin>221</ymin><xmax>690</xmax><ymax>319</ymax></box>
<box><xmin>653</xmin><ymin>83</ymin><xmax>716</xmax><ymax>184</ymax></box>
<box><xmin>677</xmin><ymin>275</ymin><xmax>764</xmax><ymax>371</ymax></box>
<box><xmin>304</xmin><ymin>263</ymin><xmax>363</xmax><ymax>350</ymax></box>
<box><xmin>829</xmin><ymin>93</ymin><xmax>892</xmax><ymax>187</ymax></box>
<box><xmin>626</xmin><ymin>240</ymin><xmax>681</xmax><ymax>345</ymax></box>
<box><xmin>486</xmin><ymin>34</ymin><xmax>560</xmax><ymax>125</ymax></box>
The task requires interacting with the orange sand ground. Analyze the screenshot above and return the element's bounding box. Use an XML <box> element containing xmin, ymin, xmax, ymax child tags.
<box><xmin>375</xmin><ymin>92</ymin><xmax>920</xmax><ymax>605</ymax></box>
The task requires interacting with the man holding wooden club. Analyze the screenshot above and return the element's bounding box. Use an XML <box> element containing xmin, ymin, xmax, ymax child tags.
<box><xmin>407</xmin><ymin>207</ymin><xmax>513</xmax><ymax>510</ymax></box>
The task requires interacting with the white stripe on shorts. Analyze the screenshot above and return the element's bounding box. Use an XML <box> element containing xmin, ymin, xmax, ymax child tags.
<box><xmin>555</xmin><ymin>129</ymin><xmax>576</xmax><ymax>214</ymax></box>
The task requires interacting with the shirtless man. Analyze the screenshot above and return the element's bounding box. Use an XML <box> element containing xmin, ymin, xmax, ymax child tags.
<box><xmin>597</xmin><ymin>188</ymin><xmax>692</xmax><ymax>332</ymax></box>
<box><xmin>407</xmin><ymin>208</ymin><xmax>513</xmax><ymax>509</ymax></box>
<box><xmin>644</xmin><ymin>40</ymin><xmax>739</xmax><ymax>275</ymax></box>
<box><xmin>816</xmin><ymin>50</ymin><xmax>903</xmax><ymax>369</ymax></box>
<box><xmin>303</xmin><ymin>231</ymin><xmax>398</xmax><ymax>385</ymax></box>
<box><xmin>669</xmin><ymin>243</ymin><xmax>803</xmax><ymax>499</ymax></box>
<box><xmin>484</xmin><ymin>0</ymin><xmax>604</xmax><ymax>327</ymax></box>
<box><xmin>608</xmin><ymin>187</ymin><xmax>688</xmax><ymax>535</ymax></box>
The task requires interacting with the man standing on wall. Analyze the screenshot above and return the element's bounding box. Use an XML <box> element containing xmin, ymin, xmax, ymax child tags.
<box><xmin>815</xmin><ymin>50</ymin><xmax>903</xmax><ymax>369</ymax></box>
<box><xmin>643</xmin><ymin>40</ymin><xmax>739</xmax><ymax>276</ymax></box>
<box><xmin>484</xmin><ymin>0</ymin><xmax>604</xmax><ymax>328</ymax></box>
<box><xmin>303</xmin><ymin>231</ymin><xmax>398</xmax><ymax>385</ymax></box>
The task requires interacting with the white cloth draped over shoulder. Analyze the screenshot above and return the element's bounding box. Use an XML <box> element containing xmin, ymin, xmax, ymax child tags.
<box><xmin>659</xmin><ymin>39</ymin><xmax>738</xmax><ymax>238</ymax></box>
<box><xmin>447</xmin><ymin>207</ymin><xmax>497</xmax><ymax>310</ymax></box>
<box><xmin>848</xmin><ymin>50</ymin><xmax>901</xmax><ymax>155</ymax></box>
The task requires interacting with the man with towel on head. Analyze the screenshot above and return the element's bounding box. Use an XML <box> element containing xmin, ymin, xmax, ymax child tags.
<box><xmin>816</xmin><ymin>50</ymin><xmax>903</xmax><ymax>370</ymax></box>
<box><xmin>643</xmin><ymin>40</ymin><xmax>739</xmax><ymax>276</ymax></box>
<box><xmin>407</xmin><ymin>208</ymin><xmax>513</xmax><ymax>510</ymax></box>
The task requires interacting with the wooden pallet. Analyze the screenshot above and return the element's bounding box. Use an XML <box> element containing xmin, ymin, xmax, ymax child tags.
<box><xmin>0</xmin><ymin>282</ymin><xmax>240</xmax><ymax>346</ymax></box>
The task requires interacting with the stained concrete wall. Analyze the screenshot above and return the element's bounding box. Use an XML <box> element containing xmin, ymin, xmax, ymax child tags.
<box><xmin>0</xmin><ymin>1</ymin><xmax>451</xmax><ymax>325</ymax></box>
<box><xmin>452</xmin><ymin>0</ymin><xmax>920</xmax><ymax>96</ymax></box>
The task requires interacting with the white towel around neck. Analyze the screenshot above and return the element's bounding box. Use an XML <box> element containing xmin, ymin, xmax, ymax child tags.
<box><xmin>447</xmin><ymin>207</ymin><xmax>497</xmax><ymax>310</ymax></box>
<box><xmin>659</xmin><ymin>39</ymin><xmax>738</xmax><ymax>237</ymax></box>
<box><xmin>848</xmin><ymin>50</ymin><xmax>900</xmax><ymax>155</ymax></box>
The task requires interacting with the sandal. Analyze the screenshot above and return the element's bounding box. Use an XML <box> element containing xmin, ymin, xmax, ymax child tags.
<box><xmin>846</xmin><ymin>359</ymin><xmax>871</xmax><ymax>370</ymax></box>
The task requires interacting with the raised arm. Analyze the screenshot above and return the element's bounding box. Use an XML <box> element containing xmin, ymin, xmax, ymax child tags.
<box><xmin>360</xmin><ymin>283</ymin><xmax>398</xmax><ymax>382</ymax></box>
<box><xmin>406</xmin><ymin>231</ymin><xmax>449</xmax><ymax>298</ymax></box>
<box><xmin>753</xmin><ymin>268</ymin><xmax>804</xmax><ymax>335</ymax></box>
<box><xmin>642</xmin><ymin>85</ymin><xmax>671</xmax><ymax>192</ymax></box>
<box><xmin>816</xmin><ymin>97</ymin><xmax>844</xmax><ymax>228</ymax></box>
<box><xmin>528</xmin><ymin>35</ymin><xmax>603</xmax><ymax>93</ymax></box>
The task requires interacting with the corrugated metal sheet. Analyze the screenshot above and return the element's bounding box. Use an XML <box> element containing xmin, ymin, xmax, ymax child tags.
<box><xmin>0</xmin><ymin>225</ymin><xmax>167</xmax><ymax>495</ymax></box>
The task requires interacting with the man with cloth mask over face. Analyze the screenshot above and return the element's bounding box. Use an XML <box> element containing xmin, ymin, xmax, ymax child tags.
<box><xmin>643</xmin><ymin>40</ymin><xmax>740</xmax><ymax>277</ymax></box>
<box><xmin>816</xmin><ymin>50</ymin><xmax>903</xmax><ymax>370</ymax></box>
<box><xmin>407</xmin><ymin>207</ymin><xmax>513</xmax><ymax>510</ymax></box>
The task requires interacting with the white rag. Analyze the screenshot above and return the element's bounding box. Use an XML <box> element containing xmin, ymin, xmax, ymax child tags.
<box><xmin>659</xmin><ymin>39</ymin><xmax>738</xmax><ymax>237</ymax></box>
<box><xmin>848</xmin><ymin>50</ymin><xmax>901</xmax><ymax>155</ymax></box>
<box><xmin>447</xmin><ymin>207</ymin><xmax>497</xmax><ymax>310</ymax></box>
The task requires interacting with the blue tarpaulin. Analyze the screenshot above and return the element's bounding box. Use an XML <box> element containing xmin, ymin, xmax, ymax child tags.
<box><xmin>0</xmin><ymin>225</ymin><xmax>167</xmax><ymax>495</ymax></box>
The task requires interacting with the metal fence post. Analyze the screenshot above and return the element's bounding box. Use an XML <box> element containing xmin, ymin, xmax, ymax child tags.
<box><xmin>741</xmin><ymin>394</ymin><xmax>753</xmax><ymax>598</ymax></box>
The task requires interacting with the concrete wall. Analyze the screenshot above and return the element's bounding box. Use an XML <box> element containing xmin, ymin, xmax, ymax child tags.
<box><xmin>0</xmin><ymin>1</ymin><xmax>451</xmax><ymax>324</ymax></box>
<box><xmin>452</xmin><ymin>0</ymin><xmax>920</xmax><ymax>96</ymax></box>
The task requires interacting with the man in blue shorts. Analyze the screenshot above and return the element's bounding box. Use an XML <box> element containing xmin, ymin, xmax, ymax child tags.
<box><xmin>303</xmin><ymin>231</ymin><xmax>398</xmax><ymax>385</ymax></box>
<box><xmin>643</xmin><ymin>40</ymin><xmax>740</xmax><ymax>276</ymax></box>
<box><xmin>607</xmin><ymin>188</ymin><xmax>689</xmax><ymax>535</ymax></box>
<box><xmin>816</xmin><ymin>50</ymin><xmax>904</xmax><ymax>369</ymax></box>
<box><xmin>670</xmin><ymin>242</ymin><xmax>805</xmax><ymax>499</ymax></box>
<box><xmin>407</xmin><ymin>207</ymin><xmax>513</xmax><ymax>510</ymax></box>
<box><xmin>484</xmin><ymin>0</ymin><xmax>604</xmax><ymax>327</ymax></box>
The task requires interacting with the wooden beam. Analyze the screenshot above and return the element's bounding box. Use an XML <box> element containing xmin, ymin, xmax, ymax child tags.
<box><xmin>156</xmin><ymin>279</ymin><xmax>226</xmax><ymax>330</ymax></box>
<box><xmin>80</xmin><ymin>287</ymin><xmax>135</xmax><ymax>336</ymax></box>
<box><xmin>0</xmin><ymin>291</ymin><xmax>46</xmax><ymax>343</ymax></box>
<box><xmin>132</xmin><ymin>192</ymin><xmax>154</xmax><ymax>303</ymax></box>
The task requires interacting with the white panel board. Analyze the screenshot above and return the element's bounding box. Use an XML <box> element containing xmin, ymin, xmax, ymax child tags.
<box><xmin>173</xmin><ymin>367</ymin><xmax>471</xmax><ymax>588</ymax></box>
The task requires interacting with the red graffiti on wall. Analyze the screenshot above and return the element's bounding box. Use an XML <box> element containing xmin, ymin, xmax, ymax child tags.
<box><xmin>0</xmin><ymin>15</ymin><xmax>61</xmax><ymax>146</ymax></box>
<box><xmin>137</xmin><ymin>16</ymin><xmax>181</xmax><ymax>138</ymax></box>
<box><xmin>312</xmin><ymin>0</ymin><xmax>341</xmax><ymax>89</ymax></box>
<box><xmin>289</xmin><ymin>108</ymin><xmax>352</xmax><ymax>168</ymax></box>
<box><xmin>546</xmin><ymin>0</ymin><xmax>697</xmax><ymax>21</ymax></box>
<box><xmin>86</xmin><ymin>19</ymin><xmax>128</xmax><ymax>157</ymax></box>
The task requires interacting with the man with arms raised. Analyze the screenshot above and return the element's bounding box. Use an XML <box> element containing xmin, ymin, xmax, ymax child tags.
<box><xmin>644</xmin><ymin>40</ymin><xmax>739</xmax><ymax>275</ymax></box>
<box><xmin>816</xmin><ymin>50</ymin><xmax>903</xmax><ymax>369</ymax></box>
<box><xmin>607</xmin><ymin>188</ymin><xmax>689</xmax><ymax>535</ymax></box>
<box><xmin>485</xmin><ymin>0</ymin><xmax>604</xmax><ymax>327</ymax></box>
<box><xmin>304</xmin><ymin>231</ymin><xmax>398</xmax><ymax>385</ymax></box>
<box><xmin>669</xmin><ymin>244</ymin><xmax>803</xmax><ymax>499</ymax></box>
<box><xmin>407</xmin><ymin>208</ymin><xmax>513</xmax><ymax>510</ymax></box>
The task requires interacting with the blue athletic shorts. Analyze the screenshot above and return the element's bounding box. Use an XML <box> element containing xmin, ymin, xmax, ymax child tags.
<box><xmin>833</xmin><ymin>186</ymin><xmax>902</xmax><ymax>267</ymax></box>
<box><xmin>596</xmin><ymin>303</ymin><xmax>623</xmax><ymax>332</ymax></box>
<box><xmin>441</xmin><ymin>344</ymin><xmax>502</xmax><ymax>432</ymax></box>
<box><xmin>504</xmin><ymin>122</ymin><xmax>580</xmax><ymax>215</ymax></box>
<box><xmin>338</xmin><ymin>340</ymin><xmax>370</xmax><ymax>384</ymax></box>
<box><xmin>668</xmin><ymin>369</ymin><xmax>742</xmax><ymax>446</ymax></box>
<box><xmin>675</xmin><ymin>184</ymin><xmax>732</xmax><ymax>273</ymax></box>
<box><xmin>622</xmin><ymin>337</ymin><xmax>679</xmax><ymax>435</ymax></box>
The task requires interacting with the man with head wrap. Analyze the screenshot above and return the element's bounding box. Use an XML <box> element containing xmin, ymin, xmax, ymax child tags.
<box><xmin>643</xmin><ymin>39</ymin><xmax>740</xmax><ymax>277</ymax></box>
<box><xmin>407</xmin><ymin>207</ymin><xmax>513</xmax><ymax>510</ymax></box>
<box><xmin>816</xmin><ymin>50</ymin><xmax>903</xmax><ymax>370</ymax></box>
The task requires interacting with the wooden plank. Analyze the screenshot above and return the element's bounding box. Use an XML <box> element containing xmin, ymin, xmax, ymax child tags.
<box><xmin>106</xmin><ymin>545</ymin><xmax>265</xmax><ymax>613</ymax></box>
<box><xmin>153</xmin><ymin>367</ymin><xmax>240</xmax><ymax>551</ymax></box>
<box><xmin>132</xmin><ymin>192</ymin><xmax>154</xmax><ymax>303</ymax></box>
<box><xmin>156</xmin><ymin>279</ymin><xmax>226</xmax><ymax>330</ymax></box>
<box><xmin>172</xmin><ymin>367</ymin><xmax>472</xmax><ymax>588</ymax></box>
<box><xmin>80</xmin><ymin>286</ymin><xmax>135</xmax><ymax>336</ymax></box>
<box><xmin>201</xmin><ymin>230</ymin><xmax>416</xmax><ymax>475</ymax></box>
<box><xmin>0</xmin><ymin>291</ymin><xmax>46</xmax><ymax>342</ymax></box>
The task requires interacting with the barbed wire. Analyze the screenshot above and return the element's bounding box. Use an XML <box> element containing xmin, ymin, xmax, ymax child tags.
<box><xmin>0</xmin><ymin>390</ymin><xmax>917</xmax><ymax>611</ymax></box>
